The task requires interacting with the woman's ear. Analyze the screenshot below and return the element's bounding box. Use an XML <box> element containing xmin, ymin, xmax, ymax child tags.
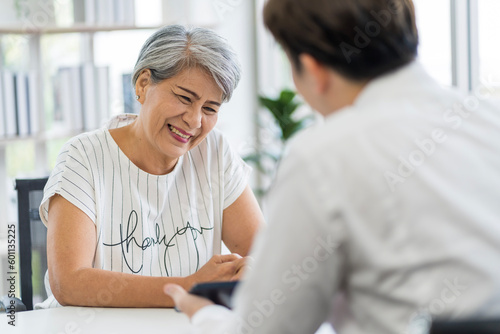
<box><xmin>299</xmin><ymin>54</ymin><xmax>329</xmax><ymax>94</ymax></box>
<box><xmin>135</xmin><ymin>69</ymin><xmax>152</xmax><ymax>103</ymax></box>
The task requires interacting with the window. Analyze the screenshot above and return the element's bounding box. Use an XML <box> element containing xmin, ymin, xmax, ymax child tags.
<box><xmin>478</xmin><ymin>0</ymin><xmax>500</xmax><ymax>98</ymax></box>
<box><xmin>413</xmin><ymin>0</ymin><xmax>452</xmax><ymax>87</ymax></box>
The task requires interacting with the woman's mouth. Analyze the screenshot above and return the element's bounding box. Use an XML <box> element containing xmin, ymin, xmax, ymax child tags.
<box><xmin>168</xmin><ymin>124</ymin><xmax>192</xmax><ymax>143</ymax></box>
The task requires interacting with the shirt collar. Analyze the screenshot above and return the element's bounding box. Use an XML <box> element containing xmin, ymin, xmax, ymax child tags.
<box><xmin>352</xmin><ymin>60</ymin><xmax>439</xmax><ymax>109</ymax></box>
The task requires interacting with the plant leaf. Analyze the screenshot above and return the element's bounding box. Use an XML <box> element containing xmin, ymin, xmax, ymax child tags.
<box><xmin>279</xmin><ymin>89</ymin><xmax>296</xmax><ymax>104</ymax></box>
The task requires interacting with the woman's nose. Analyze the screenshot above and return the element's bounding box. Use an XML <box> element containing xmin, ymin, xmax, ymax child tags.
<box><xmin>182</xmin><ymin>106</ymin><xmax>202</xmax><ymax>129</ymax></box>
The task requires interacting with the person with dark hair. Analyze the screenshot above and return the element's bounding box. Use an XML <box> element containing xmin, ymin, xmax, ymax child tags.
<box><xmin>165</xmin><ymin>1</ymin><xmax>500</xmax><ymax>333</ymax></box>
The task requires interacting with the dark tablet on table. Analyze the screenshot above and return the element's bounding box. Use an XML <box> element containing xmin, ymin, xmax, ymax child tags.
<box><xmin>189</xmin><ymin>280</ymin><xmax>239</xmax><ymax>309</ymax></box>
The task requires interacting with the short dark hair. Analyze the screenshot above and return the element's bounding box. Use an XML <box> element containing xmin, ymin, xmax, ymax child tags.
<box><xmin>263</xmin><ymin>0</ymin><xmax>419</xmax><ymax>81</ymax></box>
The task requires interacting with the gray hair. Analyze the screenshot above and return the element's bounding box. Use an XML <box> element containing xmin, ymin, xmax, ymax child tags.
<box><xmin>132</xmin><ymin>25</ymin><xmax>241</xmax><ymax>102</ymax></box>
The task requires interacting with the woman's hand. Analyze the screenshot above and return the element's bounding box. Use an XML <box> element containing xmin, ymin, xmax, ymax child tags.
<box><xmin>164</xmin><ymin>284</ymin><xmax>214</xmax><ymax>319</ymax></box>
<box><xmin>172</xmin><ymin>254</ymin><xmax>252</xmax><ymax>316</ymax></box>
<box><xmin>187</xmin><ymin>254</ymin><xmax>246</xmax><ymax>287</ymax></box>
<box><xmin>230</xmin><ymin>256</ymin><xmax>254</xmax><ymax>281</ymax></box>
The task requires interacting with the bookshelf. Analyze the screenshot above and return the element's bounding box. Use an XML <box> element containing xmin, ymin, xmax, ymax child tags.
<box><xmin>0</xmin><ymin>0</ymin><xmax>170</xmax><ymax>272</ymax></box>
<box><xmin>0</xmin><ymin>27</ymin><xmax>162</xmax><ymax>145</ymax></box>
<box><xmin>0</xmin><ymin>24</ymin><xmax>160</xmax><ymax>35</ymax></box>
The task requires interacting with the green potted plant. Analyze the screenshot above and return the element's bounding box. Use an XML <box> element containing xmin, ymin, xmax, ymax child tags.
<box><xmin>245</xmin><ymin>89</ymin><xmax>314</xmax><ymax>197</ymax></box>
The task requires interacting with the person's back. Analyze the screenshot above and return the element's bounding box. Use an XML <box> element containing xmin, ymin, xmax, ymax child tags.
<box><xmin>239</xmin><ymin>0</ymin><xmax>500</xmax><ymax>332</ymax></box>
<box><xmin>164</xmin><ymin>1</ymin><xmax>500</xmax><ymax>333</ymax></box>
<box><xmin>279</xmin><ymin>61</ymin><xmax>500</xmax><ymax>333</ymax></box>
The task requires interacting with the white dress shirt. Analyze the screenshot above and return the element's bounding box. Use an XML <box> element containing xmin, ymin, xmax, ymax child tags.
<box><xmin>191</xmin><ymin>61</ymin><xmax>500</xmax><ymax>334</ymax></box>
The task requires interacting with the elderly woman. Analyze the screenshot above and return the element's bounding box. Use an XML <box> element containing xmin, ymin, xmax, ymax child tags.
<box><xmin>37</xmin><ymin>25</ymin><xmax>264</xmax><ymax>308</ymax></box>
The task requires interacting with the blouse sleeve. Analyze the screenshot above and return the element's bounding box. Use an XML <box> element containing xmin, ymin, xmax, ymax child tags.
<box><xmin>39</xmin><ymin>135</ymin><xmax>98</xmax><ymax>226</ymax></box>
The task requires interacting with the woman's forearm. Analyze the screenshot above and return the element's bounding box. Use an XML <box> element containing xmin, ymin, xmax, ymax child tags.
<box><xmin>50</xmin><ymin>253</ymin><xmax>246</xmax><ymax>307</ymax></box>
<box><xmin>51</xmin><ymin>267</ymin><xmax>195</xmax><ymax>308</ymax></box>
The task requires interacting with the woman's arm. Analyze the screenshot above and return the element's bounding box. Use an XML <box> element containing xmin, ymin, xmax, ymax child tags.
<box><xmin>47</xmin><ymin>194</ymin><xmax>245</xmax><ymax>307</ymax></box>
<box><xmin>222</xmin><ymin>185</ymin><xmax>265</xmax><ymax>256</ymax></box>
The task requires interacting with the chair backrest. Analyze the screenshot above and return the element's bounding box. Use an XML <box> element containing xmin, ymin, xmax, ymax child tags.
<box><xmin>430</xmin><ymin>318</ymin><xmax>500</xmax><ymax>334</ymax></box>
<box><xmin>16</xmin><ymin>177</ymin><xmax>49</xmax><ymax>311</ymax></box>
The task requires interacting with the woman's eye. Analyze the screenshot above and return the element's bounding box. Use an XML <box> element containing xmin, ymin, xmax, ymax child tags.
<box><xmin>204</xmin><ymin>106</ymin><xmax>217</xmax><ymax>113</ymax></box>
<box><xmin>178</xmin><ymin>95</ymin><xmax>191</xmax><ymax>103</ymax></box>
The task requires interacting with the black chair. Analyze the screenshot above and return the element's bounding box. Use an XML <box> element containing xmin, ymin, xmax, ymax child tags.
<box><xmin>430</xmin><ymin>318</ymin><xmax>500</xmax><ymax>334</ymax></box>
<box><xmin>1</xmin><ymin>178</ymin><xmax>49</xmax><ymax>312</ymax></box>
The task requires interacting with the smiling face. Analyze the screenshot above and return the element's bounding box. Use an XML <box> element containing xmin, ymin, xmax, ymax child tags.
<box><xmin>133</xmin><ymin>67</ymin><xmax>223</xmax><ymax>173</ymax></box>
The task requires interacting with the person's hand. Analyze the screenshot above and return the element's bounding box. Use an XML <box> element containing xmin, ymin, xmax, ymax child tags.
<box><xmin>188</xmin><ymin>254</ymin><xmax>246</xmax><ymax>287</ymax></box>
<box><xmin>230</xmin><ymin>256</ymin><xmax>254</xmax><ymax>281</ymax></box>
<box><xmin>164</xmin><ymin>284</ymin><xmax>214</xmax><ymax>319</ymax></box>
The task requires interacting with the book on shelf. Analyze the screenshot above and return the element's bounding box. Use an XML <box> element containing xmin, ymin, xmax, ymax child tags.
<box><xmin>73</xmin><ymin>0</ymin><xmax>87</xmax><ymax>23</ymax></box>
<box><xmin>123</xmin><ymin>0</ymin><xmax>136</xmax><ymax>25</ymax></box>
<box><xmin>96</xmin><ymin>66</ymin><xmax>110</xmax><ymax>128</ymax></box>
<box><xmin>69</xmin><ymin>67</ymin><xmax>85</xmax><ymax>132</ymax></box>
<box><xmin>122</xmin><ymin>73</ymin><xmax>141</xmax><ymax>114</ymax></box>
<box><xmin>0</xmin><ymin>72</ymin><xmax>6</xmax><ymax>138</ymax></box>
<box><xmin>28</xmin><ymin>72</ymin><xmax>40</xmax><ymax>136</ymax></box>
<box><xmin>52</xmin><ymin>69</ymin><xmax>65</xmax><ymax>128</ymax></box>
<box><xmin>80</xmin><ymin>63</ymin><xmax>98</xmax><ymax>130</ymax></box>
<box><xmin>54</xmin><ymin>64</ymin><xmax>110</xmax><ymax>134</ymax></box>
<box><xmin>113</xmin><ymin>0</ymin><xmax>126</xmax><ymax>25</ymax></box>
<box><xmin>15</xmin><ymin>73</ymin><xmax>30</xmax><ymax>137</ymax></box>
<box><xmin>54</xmin><ymin>67</ymin><xmax>83</xmax><ymax>133</ymax></box>
<box><xmin>75</xmin><ymin>0</ymin><xmax>136</xmax><ymax>26</ymax></box>
<box><xmin>0</xmin><ymin>70</ymin><xmax>41</xmax><ymax>139</ymax></box>
<box><xmin>81</xmin><ymin>64</ymin><xmax>111</xmax><ymax>130</ymax></box>
<box><xmin>97</xmin><ymin>0</ymin><xmax>114</xmax><ymax>25</ymax></box>
<box><xmin>3</xmin><ymin>71</ymin><xmax>18</xmax><ymax>138</ymax></box>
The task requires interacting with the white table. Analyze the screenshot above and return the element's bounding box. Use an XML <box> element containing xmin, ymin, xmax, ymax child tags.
<box><xmin>1</xmin><ymin>307</ymin><xmax>338</xmax><ymax>334</ymax></box>
<box><xmin>2</xmin><ymin>306</ymin><xmax>193</xmax><ymax>334</ymax></box>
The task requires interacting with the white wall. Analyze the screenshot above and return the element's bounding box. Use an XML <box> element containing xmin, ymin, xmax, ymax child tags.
<box><xmin>162</xmin><ymin>0</ymin><xmax>260</xmax><ymax>164</ymax></box>
<box><xmin>211</xmin><ymin>1</ymin><xmax>258</xmax><ymax>157</ymax></box>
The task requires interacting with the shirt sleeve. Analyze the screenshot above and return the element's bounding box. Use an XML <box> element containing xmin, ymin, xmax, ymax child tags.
<box><xmin>220</xmin><ymin>133</ymin><xmax>251</xmax><ymax>209</ymax></box>
<box><xmin>191</xmin><ymin>139</ymin><xmax>346</xmax><ymax>333</ymax></box>
<box><xmin>39</xmin><ymin>135</ymin><xmax>97</xmax><ymax>226</ymax></box>
<box><xmin>191</xmin><ymin>305</ymin><xmax>239</xmax><ymax>333</ymax></box>
<box><xmin>196</xmin><ymin>142</ymin><xmax>346</xmax><ymax>334</ymax></box>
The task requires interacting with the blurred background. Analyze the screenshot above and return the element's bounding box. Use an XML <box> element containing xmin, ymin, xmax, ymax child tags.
<box><xmin>0</xmin><ymin>0</ymin><xmax>499</xmax><ymax>300</ymax></box>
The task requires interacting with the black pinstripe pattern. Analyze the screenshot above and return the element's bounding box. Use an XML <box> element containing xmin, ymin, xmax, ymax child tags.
<box><xmin>39</xmin><ymin>116</ymin><xmax>250</xmax><ymax>306</ymax></box>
